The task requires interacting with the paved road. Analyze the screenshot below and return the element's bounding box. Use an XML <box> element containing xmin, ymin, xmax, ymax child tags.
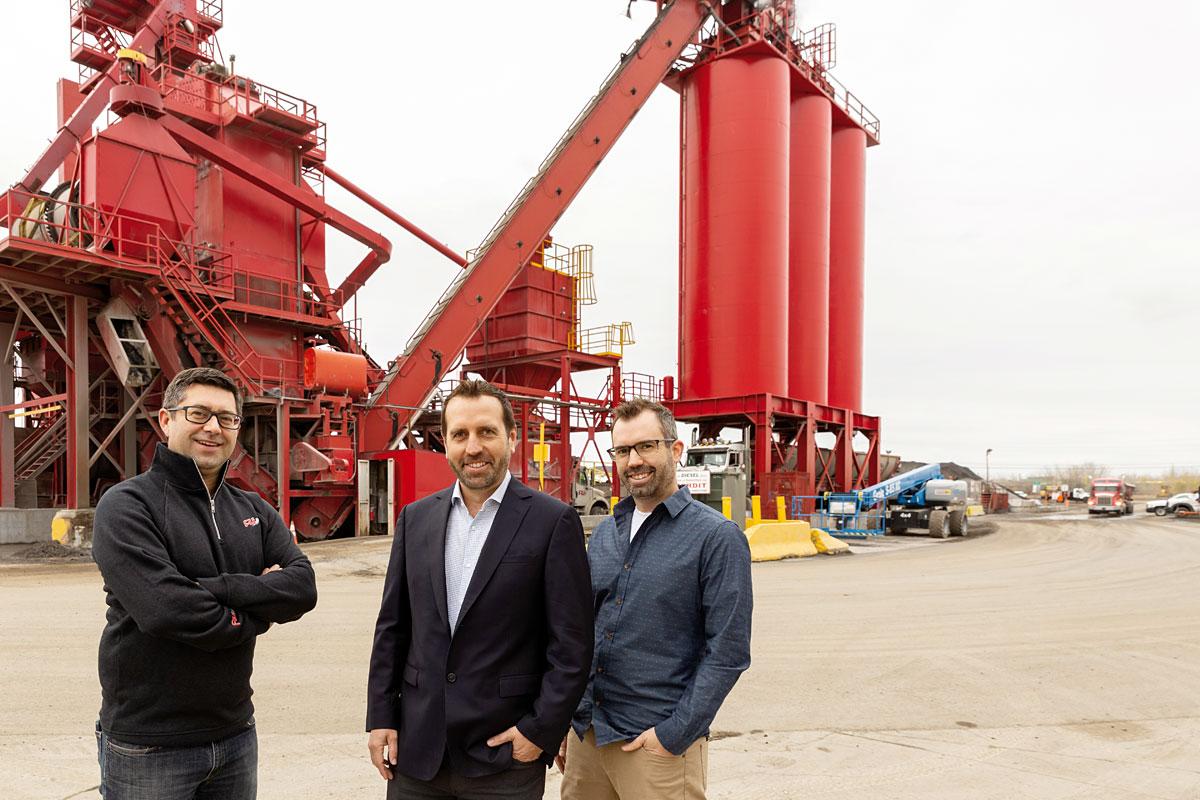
<box><xmin>3</xmin><ymin>513</ymin><xmax>1199</xmax><ymax>799</ymax></box>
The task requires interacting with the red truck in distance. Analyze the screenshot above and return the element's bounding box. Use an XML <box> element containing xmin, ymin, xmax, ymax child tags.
<box><xmin>1088</xmin><ymin>478</ymin><xmax>1136</xmax><ymax>516</ymax></box>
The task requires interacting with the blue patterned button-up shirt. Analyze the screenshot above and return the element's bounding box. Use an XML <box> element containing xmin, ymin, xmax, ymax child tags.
<box><xmin>572</xmin><ymin>487</ymin><xmax>753</xmax><ymax>754</ymax></box>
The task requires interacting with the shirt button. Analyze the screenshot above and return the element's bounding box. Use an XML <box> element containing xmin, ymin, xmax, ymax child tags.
<box><xmin>605</xmin><ymin>631</ymin><xmax>613</xmax><ymax>640</ymax></box>
<box><xmin>597</xmin><ymin>667</ymin><xmax>604</xmax><ymax>674</ymax></box>
<box><xmin>446</xmin><ymin>673</ymin><xmax>457</xmax><ymax>684</ymax></box>
<box><xmin>624</xmin><ymin>563</ymin><xmax>631</xmax><ymax>571</ymax></box>
<box><xmin>615</xmin><ymin>597</ymin><xmax>622</xmax><ymax>606</ymax></box>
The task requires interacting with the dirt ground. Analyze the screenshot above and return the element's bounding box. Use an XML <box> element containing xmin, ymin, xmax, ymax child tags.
<box><xmin>4</xmin><ymin>512</ymin><xmax>1200</xmax><ymax>799</ymax></box>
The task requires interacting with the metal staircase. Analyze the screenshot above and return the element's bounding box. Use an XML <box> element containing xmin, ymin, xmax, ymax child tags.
<box><xmin>14</xmin><ymin>413</ymin><xmax>67</xmax><ymax>482</ymax></box>
<box><xmin>150</xmin><ymin>239</ymin><xmax>267</xmax><ymax>395</ymax></box>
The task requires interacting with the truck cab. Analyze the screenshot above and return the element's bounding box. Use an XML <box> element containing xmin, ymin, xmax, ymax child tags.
<box><xmin>572</xmin><ymin>461</ymin><xmax>613</xmax><ymax>516</ymax></box>
<box><xmin>680</xmin><ymin>439</ymin><xmax>749</xmax><ymax>527</ymax></box>
<box><xmin>1088</xmin><ymin>477</ymin><xmax>1135</xmax><ymax>516</ymax></box>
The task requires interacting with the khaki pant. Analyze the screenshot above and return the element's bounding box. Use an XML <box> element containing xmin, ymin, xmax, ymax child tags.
<box><xmin>561</xmin><ymin>728</ymin><xmax>708</xmax><ymax>800</ymax></box>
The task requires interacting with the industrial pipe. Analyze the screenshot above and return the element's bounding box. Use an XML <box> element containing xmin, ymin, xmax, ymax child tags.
<box><xmin>321</xmin><ymin>166</ymin><xmax>466</xmax><ymax>269</ymax></box>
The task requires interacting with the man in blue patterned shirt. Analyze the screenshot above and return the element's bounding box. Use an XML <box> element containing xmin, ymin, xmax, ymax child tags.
<box><xmin>560</xmin><ymin>399</ymin><xmax>753</xmax><ymax>799</ymax></box>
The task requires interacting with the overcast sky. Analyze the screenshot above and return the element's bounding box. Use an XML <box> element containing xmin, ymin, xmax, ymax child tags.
<box><xmin>1</xmin><ymin>1</ymin><xmax>1196</xmax><ymax>479</ymax></box>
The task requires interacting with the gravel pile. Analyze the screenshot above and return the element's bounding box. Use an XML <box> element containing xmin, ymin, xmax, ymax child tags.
<box><xmin>13</xmin><ymin>541</ymin><xmax>93</xmax><ymax>561</ymax></box>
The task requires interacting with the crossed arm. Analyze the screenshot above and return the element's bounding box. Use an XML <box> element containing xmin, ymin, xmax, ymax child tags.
<box><xmin>92</xmin><ymin>489</ymin><xmax>317</xmax><ymax>652</ymax></box>
<box><xmin>195</xmin><ymin>498</ymin><xmax>318</xmax><ymax>624</ymax></box>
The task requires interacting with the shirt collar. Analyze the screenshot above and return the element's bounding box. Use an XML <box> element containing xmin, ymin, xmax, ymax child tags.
<box><xmin>614</xmin><ymin>486</ymin><xmax>692</xmax><ymax>519</ymax></box>
<box><xmin>150</xmin><ymin>442</ymin><xmax>229</xmax><ymax>495</ymax></box>
<box><xmin>451</xmin><ymin>470</ymin><xmax>512</xmax><ymax>509</ymax></box>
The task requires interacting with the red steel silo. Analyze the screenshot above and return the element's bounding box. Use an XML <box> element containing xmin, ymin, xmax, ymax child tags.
<box><xmin>680</xmin><ymin>53</ymin><xmax>790</xmax><ymax>400</ymax></box>
<box><xmin>828</xmin><ymin>126</ymin><xmax>867</xmax><ymax>411</ymax></box>
<box><xmin>788</xmin><ymin>93</ymin><xmax>831</xmax><ymax>404</ymax></box>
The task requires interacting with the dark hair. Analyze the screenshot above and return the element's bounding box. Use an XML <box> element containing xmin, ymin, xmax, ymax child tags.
<box><xmin>441</xmin><ymin>379</ymin><xmax>516</xmax><ymax>434</ymax></box>
<box><xmin>162</xmin><ymin>367</ymin><xmax>242</xmax><ymax>414</ymax></box>
<box><xmin>612</xmin><ymin>398</ymin><xmax>678</xmax><ymax>441</ymax></box>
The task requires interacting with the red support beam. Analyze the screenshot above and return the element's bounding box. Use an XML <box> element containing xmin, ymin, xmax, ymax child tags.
<box><xmin>557</xmin><ymin>355</ymin><xmax>572</xmax><ymax>505</ymax></box>
<box><xmin>835</xmin><ymin>421</ymin><xmax>853</xmax><ymax>491</ymax></box>
<box><xmin>277</xmin><ymin>402</ymin><xmax>291</xmax><ymax>528</ymax></box>
<box><xmin>0</xmin><ymin>322</ymin><xmax>14</xmax><ymax>506</ymax></box>
<box><xmin>66</xmin><ymin>296</ymin><xmax>89</xmax><ymax>508</ymax></box>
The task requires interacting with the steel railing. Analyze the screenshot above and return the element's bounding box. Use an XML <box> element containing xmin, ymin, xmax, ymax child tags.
<box><xmin>572</xmin><ymin>322</ymin><xmax>635</xmax><ymax>357</ymax></box>
<box><xmin>789</xmin><ymin>495</ymin><xmax>887</xmax><ymax>538</ymax></box>
<box><xmin>621</xmin><ymin>372</ymin><xmax>663</xmax><ymax>402</ymax></box>
<box><xmin>150</xmin><ymin>64</ymin><xmax>326</xmax><ymax>153</ymax></box>
<box><xmin>672</xmin><ymin>11</ymin><xmax>880</xmax><ymax>142</ymax></box>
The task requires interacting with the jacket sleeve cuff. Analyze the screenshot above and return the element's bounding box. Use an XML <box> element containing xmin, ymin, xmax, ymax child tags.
<box><xmin>365</xmin><ymin>706</ymin><xmax>399</xmax><ymax>732</ymax></box>
<box><xmin>515</xmin><ymin>718</ymin><xmax>554</xmax><ymax>758</ymax></box>
<box><xmin>654</xmin><ymin>717</ymin><xmax>690</xmax><ymax>756</ymax></box>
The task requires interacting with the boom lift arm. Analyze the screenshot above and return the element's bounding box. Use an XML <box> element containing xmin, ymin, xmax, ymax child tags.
<box><xmin>836</xmin><ymin>463</ymin><xmax>944</xmax><ymax>510</ymax></box>
<box><xmin>357</xmin><ymin>0</ymin><xmax>713</xmax><ymax>451</ymax></box>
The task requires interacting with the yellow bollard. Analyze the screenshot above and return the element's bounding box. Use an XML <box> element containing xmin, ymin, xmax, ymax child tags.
<box><xmin>776</xmin><ymin>495</ymin><xmax>787</xmax><ymax>521</ymax></box>
<box><xmin>751</xmin><ymin>495</ymin><xmax>762</xmax><ymax>522</ymax></box>
<box><xmin>721</xmin><ymin>496</ymin><xmax>732</xmax><ymax>520</ymax></box>
<box><xmin>610</xmin><ymin>497</ymin><xmax>618</xmax><ymax>515</ymax></box>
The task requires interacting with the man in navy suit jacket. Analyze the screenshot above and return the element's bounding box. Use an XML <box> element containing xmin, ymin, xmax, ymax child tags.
<box><xmin>367</xmin><ymin>379</ymin><xmax>593</xmax><ymax>799</ymax></box>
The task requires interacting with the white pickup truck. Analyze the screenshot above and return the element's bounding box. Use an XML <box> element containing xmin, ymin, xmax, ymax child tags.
<box><xmin>1145</xmin><ymin>492</ymin><xmax>1199</xmax><ymax>517</ymax></box>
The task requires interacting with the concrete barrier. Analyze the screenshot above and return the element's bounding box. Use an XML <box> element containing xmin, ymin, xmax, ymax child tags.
<box><xmin>51</xmin><ymin>508</ymin><xmax>96</xmax><ymax>548</ymax></box>
<box><xmin>743</xmin><ymin>521</ymin><xmax>819</xmax><ymax>562</ymax></box>
<box><xmin>810</xmin><ymin>527</ymin><xmax>851</xmax><ymax>555</ymax></box>
<box><xmin>0</xmin><ymin>508</ymin><xmax>62</xmax><ymax>544</ymax></box>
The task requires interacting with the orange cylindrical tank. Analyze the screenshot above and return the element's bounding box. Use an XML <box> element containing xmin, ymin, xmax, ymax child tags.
<box><xmin>303</xmin><ymin>349</ymin><xmax>368</xmax><ymax>397</ymax></box>
<box><xmin>788</xmin><ymin>93</ymin><xmax>831</xmax><ymax>404</ymax></box>
<box><xmin>680</xmin><ymin>53</ymin><xmax>790</xmax><ymax>400</ymax></box>
<box><xmin>828</xmin><ymin>126</ymin><xmax>867</xmax><ymax>411</ymax></box>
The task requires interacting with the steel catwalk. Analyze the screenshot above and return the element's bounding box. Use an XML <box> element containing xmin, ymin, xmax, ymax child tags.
<box><xmin>788</xmin><ymin>93</ymin><xmax>831</xmax><ymax>404</ymax></box>
<box><xmin>680</xmin><ymin>53</ymin><xmax>791</xmax><ymax>400</ymax></box>
<box><xmin>828</xmin><ymin>126</ymin><xmax>867</xmax><ymax>411</ymax></box>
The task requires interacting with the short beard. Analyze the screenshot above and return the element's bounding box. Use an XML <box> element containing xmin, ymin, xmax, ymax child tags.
<box><xmin>622</xmin><ymin>462</ymin><xmax>676</xmax><ymax>503</ymax></box>
<box><xmin>452</xmin><ymin>457</ymin><xmax>510</xmax><ymax>493</ymax></box>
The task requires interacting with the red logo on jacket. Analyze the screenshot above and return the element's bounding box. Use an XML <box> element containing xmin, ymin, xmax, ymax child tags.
<box><xmin>243</xmin><ymin>517</ymin><xmax>259</xmax><ymax>528</ymax></box>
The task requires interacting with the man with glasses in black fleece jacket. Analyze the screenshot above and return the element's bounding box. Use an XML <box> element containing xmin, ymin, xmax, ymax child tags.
<box><xmin>91</xmin><ymin>367</ymin><xmax>317</xmax><ymax>799</ymax></box>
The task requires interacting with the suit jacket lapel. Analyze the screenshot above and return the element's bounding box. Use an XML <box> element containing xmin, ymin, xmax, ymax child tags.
<box><xmin>454</xmin><ymin>480</ymin><xmax>532</xmax><ymax>630</ymax></box>
<box><xmin>427</xmin><ymin>489</ymin><xmax>453</xmax><ymax>635</ymax></box>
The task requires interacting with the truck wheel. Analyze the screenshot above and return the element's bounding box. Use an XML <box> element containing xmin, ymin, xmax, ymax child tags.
<box><xmin>589</xmin><ymin>502</ymin><xmax>608</xmax><ymax>516</ymax></box>
<box><xmin>948</xmin><ymin>509</ymin><xmax>968</xmax><ymax>536</ymax></box>
<box><xmin>928</xmin><ymin>509</ymin><xmax>949</xmax><ymax>539</ymax></box>
<box><xmin>1173</xmin><ymin>506</ymin><xmax>1187</xmax><ymax>517</ymax></box>
<box><xmin>1154</xmin><ymin>506</ymin><xmax>1168</xmax><ymax>517</ymax></box>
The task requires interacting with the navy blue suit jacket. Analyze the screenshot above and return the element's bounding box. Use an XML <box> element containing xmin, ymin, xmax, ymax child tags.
<box><xmin>366</xmin><ymin>477</ymin><xmax>593</xmax><ymax>780</ymax></box>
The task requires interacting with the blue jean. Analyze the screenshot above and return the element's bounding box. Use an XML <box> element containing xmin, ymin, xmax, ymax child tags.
<box><xmin>96</xmin><ymin>720</ymin><xmax>258</xmax><ymax>800</ymax></box>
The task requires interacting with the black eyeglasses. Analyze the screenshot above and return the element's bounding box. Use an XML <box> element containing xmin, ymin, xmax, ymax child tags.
<box><xmin>167</xmin><ymin>406</ymin><xmax>243</xmax><ymax>430</ymax></box>
<box><xmin>607</xmin><ymin>439</ymin><xmax>673</xmax><ymax>460</ymax></box>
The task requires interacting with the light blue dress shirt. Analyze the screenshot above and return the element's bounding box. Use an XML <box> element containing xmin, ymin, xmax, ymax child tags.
<box><xmin>445</xmin><ymin>471</ymin><xmax>511</xmax><ymax>633</ymax></box>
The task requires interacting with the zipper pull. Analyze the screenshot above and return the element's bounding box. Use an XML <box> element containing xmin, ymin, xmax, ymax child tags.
<box><xmin>211</xmin><ymin>497</ymin><xmax>222</xmax><ymax>541</ymax></box>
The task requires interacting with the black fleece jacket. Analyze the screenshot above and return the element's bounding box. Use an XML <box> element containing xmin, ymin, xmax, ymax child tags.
<box><xmin>92</xmin><ymin>443</ymin><xmax>318</xmax><ymax>746</ymax></box>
